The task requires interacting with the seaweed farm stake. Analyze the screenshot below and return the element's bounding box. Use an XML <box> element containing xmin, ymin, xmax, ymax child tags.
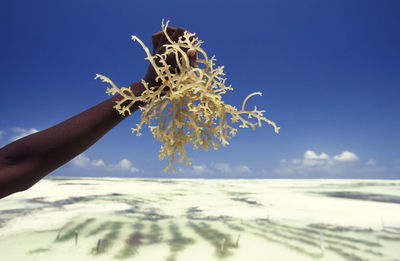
<box><xmin>56</xmin><ymin>228</ymin><xmax>63</xmax><ymax>241</ymax></box>
<box><xmin>319</xmin><ymin>231</ymin><xmax>325</xmax><ymax>253</ymax></box>
<box><xmin>235</xmin><ymin>234</ymin><xmax>240</xmax><ymax>248</ymax></box>
<box><xmin>96</xmin><ymin>239</ymin><xmax>102</xmax><ymax>253</ymax></box>
<box><xmin>221</xmin><ymin>238</ymin><xmax>225</xmax><ymax>252</ymax></box>
<box><xmin>75</xmin><ymin>230</ymin><xmax>79</xmax><ymax>246</ymax></box>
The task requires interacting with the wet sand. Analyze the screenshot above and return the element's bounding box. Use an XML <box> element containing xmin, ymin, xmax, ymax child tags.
<box><xmin>1</xmin><ymin>178</ymin><xmax>399</xmax><ymax>260</ymax></box>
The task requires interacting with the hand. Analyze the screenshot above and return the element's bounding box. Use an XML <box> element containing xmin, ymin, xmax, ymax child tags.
<box><xmin>142</xmin><ymin>26</ymin><xmax>197</xmax><ymax>88</ymax></box>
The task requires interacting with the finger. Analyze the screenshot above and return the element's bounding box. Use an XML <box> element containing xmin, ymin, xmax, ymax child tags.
<box><xmin>170</xmin><ymin>27</ymin><xmax>185</xmax><ymax>43</ymax></box>
<box><xmin>159</xmin><ymin>26</ymin><xmax>176</xmax><ymax>46</ymax></box>
<box><xmin>166</xmin><ymin>26</ymin><xmax>176</xmax><ymax>33</ymax></box>
<box><xmin>165</xmin><ymin>52</ymin><xmax>178</xmax><ymax>70</ymax></box>
<box><xmin>172</xmin><ymin>28</ymin><xmax>193</xmax><ymax>58</ymax></box>
<box><xmin>180</xmin><ymin>34</ymin><xmax>195</xmax><ymax>54</ymax></box>
<box><xmin>186</xmin><ymin>48</ymin><xmax>198</xmax><ymax>68</ymax></box>
<box><xmin>151</xmin><ymin>31</ymin><xmax>163</xmax><ymax>54</ymax></box>
<box><xmin>187</xmin><ymin>48</ymin><xmax>198</xmax><ymax>61</ymax></box>
<box><xmin>165</xmin><ymin>27</ymin><xmax>186</xmax><ymax>66</ymax></box>
<box><xmin>159</xmin><ymin>27</ymin><xmax>182</xmax><ymax>67</ymax></box>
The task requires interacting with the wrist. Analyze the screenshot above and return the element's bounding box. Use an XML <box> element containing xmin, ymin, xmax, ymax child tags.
<box><xmin>110</xmin><ymin>81</ymin><xmax>147</xmax><ymax>116</ymax></box>
<box><xmin>129</xmin><ymin>81</ymin><xmax>146</xmax><ymax>97</ymax></box>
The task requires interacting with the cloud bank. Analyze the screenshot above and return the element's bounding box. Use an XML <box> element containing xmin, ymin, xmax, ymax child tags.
<box><xmin>11</xmin><ymin>127</ymin><xmax>39</xmax><ymax>141</ymax></box>
<box><xmin>178</xmin><ymin>162</ymin><xmax>252</xmax><ymax>177</ymax></box>
<box><xmin>70</xmin><ymin>154</ymin><xmax>139</xmax><ymax>174</ymax></box>
<box><xmin>273</xmin><ymin>150</ymin><xmax>362</xmax><ymax>177</ymax></box>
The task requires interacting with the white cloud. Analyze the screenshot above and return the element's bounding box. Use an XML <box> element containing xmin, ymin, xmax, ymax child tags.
<box><xmin>179</xmin><ymin>162</ymin><xmax>252</xmax><ymax>176</ymax></box>
<box><xmin>234</xmin><ymin>165</ymin><xmax>251</xmax><ymax>173</ymax></box>
<box><xmin>213</xmin><ymin>162</ymin><xmax>251</xmax><ymax>174</ymax></box>
<box><xmin>71</xmin><ymin>154</ymin><xmax>91</xmax><ymax>167</ymax></box>
<box><xmin>333</xmin><ymin>150</ymin><xmax>359</xmax><ymax>162</ymax></box>
<box><xmin>116</xmin><ymin>158</ymin><xmax>139</xmax><ymax>173</ymax></box>
<box><xmin>117</xmin><ymin>158</ymin><xmax>132</xmax><ymax>169</ymax></box>
<box><xmin>92</xmin><ymin>159</ymin><xmax>105</xmax><ymax>167</ymax></box>
<box><xmin>179</xmin><ymin>164</ymin><xmax>209</xmax><ymax>175</ymax></box>
<box><xmin>192</xmin><ymin>165</ymin><xmax>208</xmax><ymax>174</ymax></box>
<box><xmin>273</xmin><ymin>149</ymin><xmax>360</xmax><ymax>176</ymax></box>
<box><xmin>304</xmin><ymin>150</ymin><xmax>329</xmax><ymax>160</ymax></box>
<box><xmin>303</xmin><ymin>150</ymin><xmax>330</xmax><ymax>166</ymax></box>
<box><xmin>11</xmin><ymin>127</ymin><xmax>39</xmax><ymax>141</ymax></box>
<box><xmin>70</xmin><ymin>154</ymin><xmax>139</xmax><ymax>173</ymax></box>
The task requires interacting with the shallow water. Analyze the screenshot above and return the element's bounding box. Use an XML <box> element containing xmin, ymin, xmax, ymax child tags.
<box><xmin>0</xmin><ymin>178</ymin><xmax>399</xmax><ymax>260</ymax></box>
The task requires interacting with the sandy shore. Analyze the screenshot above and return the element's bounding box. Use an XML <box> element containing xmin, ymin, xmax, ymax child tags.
<box><xmin>1</xmin><ymin>178</ymin><xmax>399</xmax><ymax>260</ymax></box>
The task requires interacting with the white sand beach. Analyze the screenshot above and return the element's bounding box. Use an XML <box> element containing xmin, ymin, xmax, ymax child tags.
<box><xmin>1</xmin><ymin>178</ymin><xmax>399</xmax><ymax>260</ymax></box>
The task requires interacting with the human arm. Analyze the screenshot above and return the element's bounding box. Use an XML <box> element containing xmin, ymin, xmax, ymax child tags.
<box><xmin>0</xmin><ymin>26</ymin><xmax>195</xmax><ymax>199</ymax></box>
<box><xmin>0</xmin><ymin>85</ymin><xmax>143</xmax><ymax>199</ymax></box>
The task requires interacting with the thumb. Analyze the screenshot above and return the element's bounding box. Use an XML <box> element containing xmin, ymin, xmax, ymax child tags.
<box><xmin>187</xmin><ymin>48</ymin><xmax>198</xmax><ymax>64</ymax></box>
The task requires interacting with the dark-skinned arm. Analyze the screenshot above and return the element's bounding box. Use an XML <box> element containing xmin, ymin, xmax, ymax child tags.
<box><xmin>0</xmin><ymin>26</ymin><xmax>193</xmax><ymax>199</ymax></box>
<box><xmin>0</xmin><ymin>83</ymin><xmax>145</xmax><ymax>199</ymax></box>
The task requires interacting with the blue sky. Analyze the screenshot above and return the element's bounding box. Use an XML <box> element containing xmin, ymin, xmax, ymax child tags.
<box><xmin>1</xmin><ymin>0</ymin><xmax>399</xmax><ymax>179</ymax></box>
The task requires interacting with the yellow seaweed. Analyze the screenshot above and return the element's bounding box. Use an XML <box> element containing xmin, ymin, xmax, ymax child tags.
<box><xmin>96</xmin><ymin>20</ymin><xmax>279</xmax><ymax>172</ymax></box>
